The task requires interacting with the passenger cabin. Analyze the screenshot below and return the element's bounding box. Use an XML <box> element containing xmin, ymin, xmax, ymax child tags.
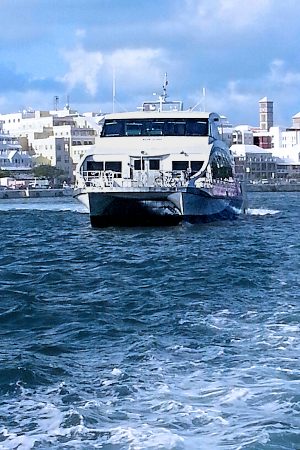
<box><xmin>77</xmin><ymin>104</ymin><xmax>233</xmax><ymax>189</ymax></box>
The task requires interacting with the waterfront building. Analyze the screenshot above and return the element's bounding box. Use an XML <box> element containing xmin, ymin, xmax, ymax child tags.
<box><xmin>0</xmin><ymin>107</ymin><xmax>103</xmax><ymax>180</ymax></box>
<box><xmin>0</xmin><ymin>121</ymin><xmax>32</xmax><ymax>173</ymax></box>
<box><xmin>276</xmin><ymin>160</ymin><xmax>300</xmax><ymax>180</ymax></box>
<box><xmin>291</xmin><ymin>112</ymin><xmax>300</xmax><ymax>128</ymax></box>
<box><xmin>232</xmin><ymin>125</ymin><xmax>254</xmax><ymax>145</ymax></box>
<box><xmin>219</xmin><ymin>116</ymin><xmax>234</xmax><ymax>147</ymax></box>
<box><xmin>231</xmin><ymin>144</ymin><xmax>277</xmax><ymax>182</ymax></box>
<box><xmin>268</xmin><ymin>116</ymin><xmax>300</xmax><ymax>179</ymax></box>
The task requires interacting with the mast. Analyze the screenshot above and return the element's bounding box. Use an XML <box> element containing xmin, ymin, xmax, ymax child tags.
<box><xmin>159</xmin><ymin>72</ymin><xmax>168</xmax><ymax>111</ymax></box>
<box><xmin>202</xmin><ymin>87</ymin><xmax>206</xmax><ymax>111</ymax></box>
<box><xmin>162</xmin><ymin>72</ymin><xmax>168</xmax><ymax>101</ymax></box>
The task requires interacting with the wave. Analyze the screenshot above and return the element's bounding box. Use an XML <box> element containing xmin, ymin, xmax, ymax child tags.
<box><xmin>0</xmin><ymin>199</ymin><xmax>89</xmax><ymax>214</ymax></box>
<box><xmin>245</xmin><ymin>207</ymin><xmax>280</xmax><ymax>216</ymax></box>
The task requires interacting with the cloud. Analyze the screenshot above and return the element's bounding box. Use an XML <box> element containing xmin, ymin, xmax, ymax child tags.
<box><xmin>182</xmin><ymin>0</ymin><xmax>271</xmax><ymax>32</ymax></box>
<box><xmin>59</xmin><ymin>44</ymin><xmax>170</xmax><ymax>101</ymax></box>
<box><xmin>268</xmin><ymin>59</ymin><xmax>300</xmax><ymax>86</ymax></box>
<box><xmin>60</xmin><ymin>45</ymin><xmax>104</xmax><ymax>96</ymax></box>
<box><xmin>188</xmin><ymin>60</ymin><xmax>300</xmax><ymax>126</ymax></box>
<box><xmin>188</xmin><ymin>80</ymin><xmax>259</xmax><ymax>125</ymax></box>
<box><xmin>108</xmin><ymin>48</ymin><xmax>169</xmax><ymax>90</ymax></box>
<box><xmin>0</xmin><ymin>96</ymin><xmax>6</xmax><ymax>108</ymax></box>
<box><xmin>75</xmin><ymin>28</ymin><xmax>86</xmax><ymax>39</ymax></box>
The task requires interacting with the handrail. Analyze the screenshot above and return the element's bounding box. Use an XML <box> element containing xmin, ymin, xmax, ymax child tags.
<box><xmin>80</xmin><ymin>169</ymin><xmax>184</xmax><ymax>189</ymax></box>
<box><xmin>78</xmin><ymin>170</ymin><xmax>240</xmax><ymax>192</ymax></box>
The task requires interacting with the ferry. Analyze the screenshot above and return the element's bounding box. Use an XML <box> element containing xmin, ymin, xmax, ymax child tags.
<box><xmin>74</xmin><ymin>80</ymin><xmax>245</xmax><ymax>227</ymax></box>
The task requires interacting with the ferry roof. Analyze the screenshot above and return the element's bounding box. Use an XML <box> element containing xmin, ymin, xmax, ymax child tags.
<box><xmin>103</xmin><ymin>111</ymin><xmax>215</xmax><ymax>121</ymax></box>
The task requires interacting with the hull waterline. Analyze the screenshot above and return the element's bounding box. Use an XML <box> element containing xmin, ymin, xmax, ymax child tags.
<box><xmin>75</xmin><ymin>189</ymin><xmax>244</xmax><ymax>227</ymax></box>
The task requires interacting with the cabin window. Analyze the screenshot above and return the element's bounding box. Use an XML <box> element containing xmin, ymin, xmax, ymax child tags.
<box><xmin>102</xmin><ymin>118</ymin><xmax>209</xmax><ymax>137</ymax></box>
<box><xmin>125</xmin><ymin>122</ymin><xmax>143</xmax><ymax>136</ymax></box>
<box><xmin>105</xmin><ymin>161</ymin><xmax>122</xmax><ymax>173</ymax></box>
<box><xmin>149</xmin><ymin>159</ymin><xmax>160</xmax><ymax>170</ymax></box>
<box><xmin>191</xmin><ymin>161</ymin><xmax>204</xmax><ymax>172</ymax></box>
<box><xmin>103</xmin><ymin>121</ymin><xmax>124</xmax><ymax>136</ymax></box>
<box><xmin>133</xmin><ymin>159</ymin><xmax>145</xmax><ymax>170</ymax></box>
<box><xmin>172</xmin><ymin>161</ymin><xmax>189</xmax><ymax>171</ymax></box>
<box><xmin>164</xmin><ymin>121</ymin><xmax>186</xmax><ymax>136</ymax></box>
<box><xmin>87</xmin><ymin>161</ymin><xmax>104</xmax><ymax>171</ymax></box>
<box><xmin>186</xmin><ymin>121</ymin><xmax>208</xmax><ymax>136</ymax></box>
<box><xmin>144</xmin><ymin>121</ymin><xmax>164</xmax><ymax>136</ymax></box>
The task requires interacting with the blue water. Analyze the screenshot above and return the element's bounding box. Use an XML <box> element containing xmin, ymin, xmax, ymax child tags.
<box><xmin>0</xmin><ymin>193</ymin><xmax>299</xmax><ymax>450</ymax></box>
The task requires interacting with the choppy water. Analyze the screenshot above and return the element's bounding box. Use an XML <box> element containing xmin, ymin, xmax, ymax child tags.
<box><xmin>0</xmin><ymin>193</ymin><xmax>299</xmax><ymax>450</ymax></box>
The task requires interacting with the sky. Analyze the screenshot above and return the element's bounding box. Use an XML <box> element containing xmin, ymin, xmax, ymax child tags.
<box><xmin>1</xmin><ymin>0</ymin><xmax>300</xmax><ymax>126</ymax></box>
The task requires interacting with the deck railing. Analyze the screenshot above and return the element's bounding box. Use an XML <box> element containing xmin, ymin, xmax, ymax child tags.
<box><xmin>79</xmin><ymin>170</ymin><xmax>241</xmax><ymax>194</ymax></box>
<box><xmin>80</xmin><ymin>170</ymin><xmax>186</xmax><ymax>189</ymax></box>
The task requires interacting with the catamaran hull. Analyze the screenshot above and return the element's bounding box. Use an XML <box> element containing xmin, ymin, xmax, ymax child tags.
<box><xmin>75</xmin><ymin>189</ymin><xmax>244</xmax><ymax>227</ymax></box>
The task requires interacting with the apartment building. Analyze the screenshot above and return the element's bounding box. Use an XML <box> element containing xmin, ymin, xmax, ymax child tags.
<box><xmin>0</xmin><ymin>121</ymin><xmax>32</xmax><ymax>172</ymax></box>
<box><xmin>0</xmin><ymin>107</ymin><xmax>103</xmax><ymax>180</ymax></box>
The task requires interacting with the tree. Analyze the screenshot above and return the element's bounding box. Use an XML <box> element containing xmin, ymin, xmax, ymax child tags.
<box><xmin>32</xmin><ymin>165</ymin><xmax>64</xmax><ymax>180</ymax></box>
<box><xmin>0</xmin><ymin>170</ymin><xmax>11</xmax><ymax>178</ymax></box>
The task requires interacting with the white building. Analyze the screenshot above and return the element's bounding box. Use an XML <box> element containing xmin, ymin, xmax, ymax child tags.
<box><xmin>231</xmin><ymin>144</ymin><xmax>277</xmax><ymax>181</ymax></box>
<box><xmin>232</xmin><ymin>125</ymin><xmax>254</xmax><ymax>145</ymax></box>
<box><xmin>0</xmin><ymin>121</ymin><xmax>32</xmax><ymax>171</ymax></box>
<box><xmin>292</xmin><ymin>112</ymin><xmax>300</xmax><ymax>129</ymax></box>
<box><xmin>270</xmin><ymin>126</ymin><xmax>300</xmax><ymax>163</ymax></box>
<box><xmin>0</xmin><ymin>107</ymin><xmax>104</xmax><ymax>180</ymax></box>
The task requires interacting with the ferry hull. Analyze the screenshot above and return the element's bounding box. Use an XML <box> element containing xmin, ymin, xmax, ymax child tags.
<box><xmin>76</xmin><ymin>189</ymin><xmax>244</xmax><ymax>227</ymax></box>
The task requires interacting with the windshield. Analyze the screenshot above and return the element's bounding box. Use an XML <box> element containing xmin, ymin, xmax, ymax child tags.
<box><xmin>102</xmin><ymin>118</ymin><xmax>209</xmax><ymax>137</ymax></box>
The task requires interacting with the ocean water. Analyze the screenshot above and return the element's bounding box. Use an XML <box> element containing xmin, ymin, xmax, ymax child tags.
<box><xmin>0</xmin><ymin>193</ymin><xmax>299</xmax><ymax>450</ymax></box>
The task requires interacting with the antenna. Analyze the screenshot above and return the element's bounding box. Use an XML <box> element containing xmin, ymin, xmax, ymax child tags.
<box><xmin>190</xmin><ymin>87</ymin><xmax>207</xmax><ymax>112</ymax></box>
<box><xmin>66</xmin><ymin>95</ymin><xmax>70</xmax><ymax>109</ymax></box>
<box><xmin>162</xmin><ymin>72</ymin><xmax>168</xmax><ymax>102</ymax></box>
<box><xmin>157</xmin><ymin>72</ymin><xmax>169</xmax><ymax>112</ymax></box>
<box><xmin>54</xmin><ymin>96</ymin><xmax>59</xmax><ymax>111</ymax></box>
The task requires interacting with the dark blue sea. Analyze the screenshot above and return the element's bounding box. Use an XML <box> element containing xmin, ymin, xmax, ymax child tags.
<box><xmin>0</xmin><ymin>193</ymin><xmax>299</xmax><ymax>450</ymax></box>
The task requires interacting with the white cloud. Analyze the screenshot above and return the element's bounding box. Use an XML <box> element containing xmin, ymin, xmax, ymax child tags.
<box><xmin>0</xmin><ymin>96</ymin><xmax>6</xmax><ymax>108</ymax></box>
<box><xmin>107</xmin><ymin>48</ymin><xmax>170</xmax><ymax>90</ymax></box>
<box><xmin>60</xmin><ymin>44</ymin><xmax>171</xmax><ymax>98</ymax></box>
<box><xmin>75</xmin><ymin>28</ymin><xmax>86</xmax><ymax>39</ymax></box>
<box><xmin>60</xmin><ymin>46</ymin><xmax>104</xmax><ymax>96</ymax></box>
<box><xmin>268</xmin><ymin>59</ymin><xmax>300</xmax><ymax>86</ymax></box>
<box><xmin>183</xmin><ymin>0</ymin><xmax>271</xmax><ymax>31</ymax></box>
<box><xmin>188</xmin><ymin>80</ymin><xmax>259</xmax><ymax>124</ymax></box>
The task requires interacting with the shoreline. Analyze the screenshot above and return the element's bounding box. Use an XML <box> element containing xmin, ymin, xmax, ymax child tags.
<box><xmin>246</xmin><ymin>183</ymin><xmax>300</xmax><ymax>192</ymax></box>
<box><xmin>0</xmin><ymin>188</ymin><xmax>74</xmax><ymax>200</ymax></box>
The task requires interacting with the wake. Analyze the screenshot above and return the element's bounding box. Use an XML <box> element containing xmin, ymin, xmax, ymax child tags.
<box><xmin>245</xmin><ymin>208</ymin><xmax>280</xmax><ymax>216</ymax></box>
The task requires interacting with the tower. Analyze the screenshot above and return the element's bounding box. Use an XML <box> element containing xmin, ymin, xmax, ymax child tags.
<box><xmin>259</xmin><ymin>97</ymin><xmax>273</xmax><ymax>130</ymax></box>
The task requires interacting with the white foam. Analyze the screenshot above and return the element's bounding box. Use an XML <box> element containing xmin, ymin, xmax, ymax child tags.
<box><xmin>0</xmin><ymin>198</ymin><xmax>89</xmax><ymax>213</ymax></box>
<box><xmin>245</xmin><ymin>208</ymin><xmax>280</xmax><ymax>216</ymax></box>
<box><xmin>220</xmin><ymin>388</ymin><xmax>250</xmax><ymax>404</ymax></box>
<box><xmin>108</xmin><ymin>425</ymin><xmax>185</xmax><ymax>449</ymax></box>
<box><xmin>1</xmin><ymin>401</ymin><xmax>65</xmax><ymax>449</ymax></box>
